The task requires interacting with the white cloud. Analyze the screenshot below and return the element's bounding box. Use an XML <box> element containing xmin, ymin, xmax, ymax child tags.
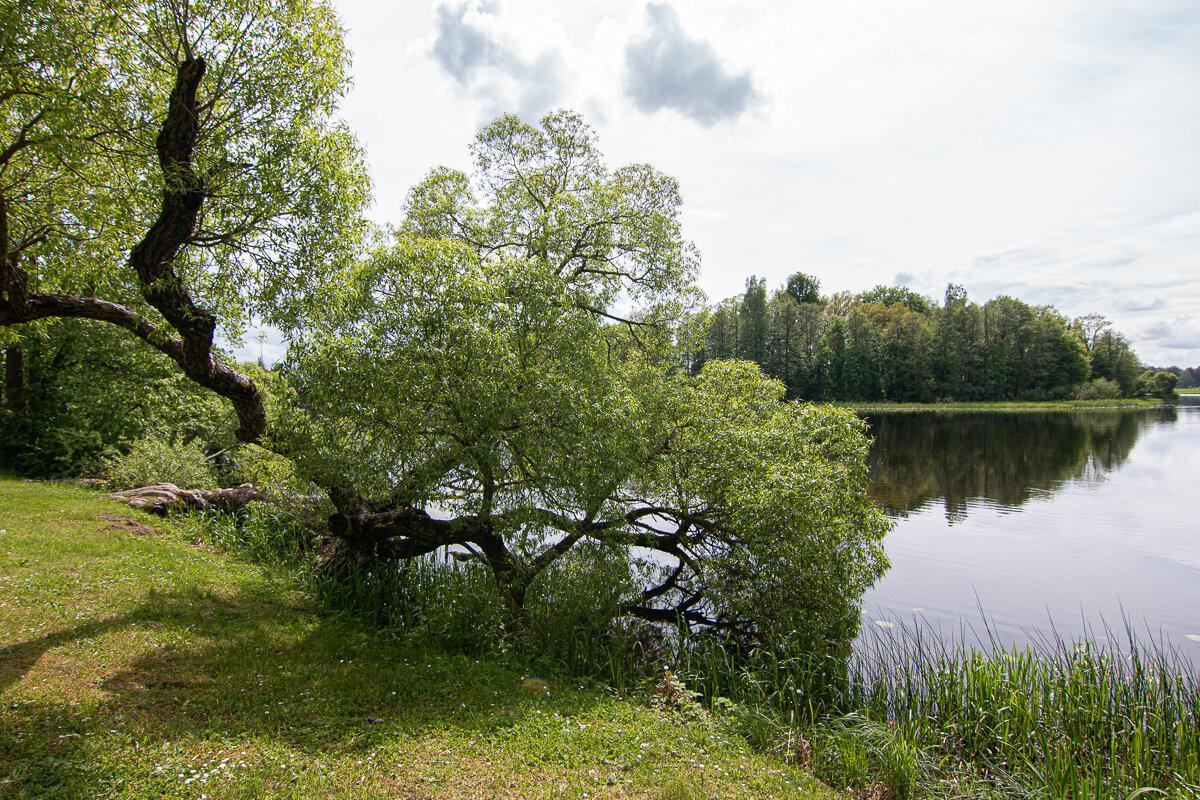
<box><xmin>329</xmin><ymin>0</ymin><xmax>1200</xmax><ymax>365</ymax></box>
<box><xmin>428</xmin><ymin>2</ymin><xmax>568</xmax><ymax>120</ymax></box>
<box><xmin>622</xmin><ymin>3</ymin><xmax>761</xmax><ymax>127</ymax></box>
<box><xmin>1120</xmin><ymin>297</ymin><xmax>1166</xmax><ymax>313</ymax></box>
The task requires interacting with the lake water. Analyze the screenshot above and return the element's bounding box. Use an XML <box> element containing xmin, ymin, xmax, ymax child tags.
<box><xmin>859</xmin><ymin>400</ymin><xmax>1200</xmax><ymax>658</ymax></box>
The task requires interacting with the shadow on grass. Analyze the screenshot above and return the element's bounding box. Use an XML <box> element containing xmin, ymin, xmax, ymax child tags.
<box><xmin>1</xmin><ymin>581</ymin><xmax>609</xmax><ymax>799</ymax></box>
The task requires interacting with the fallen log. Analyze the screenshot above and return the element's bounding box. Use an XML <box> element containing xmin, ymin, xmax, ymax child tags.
<box><xmin>107</xmin><ymin>483</ymin><xmax>267</xmax><ymax>516</ymax></box>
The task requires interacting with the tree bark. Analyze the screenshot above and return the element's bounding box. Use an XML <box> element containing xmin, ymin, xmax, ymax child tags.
<box><xmin>107</xmin><ymin>483</ymin><xmax>267</xmax><ymax>515</ymax></box>
<box><xmin>0</xmin><ymin>59</ymin><xmax>269</xmax><ymax>444</ymax></box>
<box><xmin>316</xmin><ymin>506</ymin><xmax>493</xmax><ymax>577</ymax></box>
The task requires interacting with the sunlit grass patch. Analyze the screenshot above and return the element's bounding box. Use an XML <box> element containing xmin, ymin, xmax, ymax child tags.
<box><xmin>1</xmin><ymin>477</ymin><xmax>833</xmax><ymax>799</ymax></box>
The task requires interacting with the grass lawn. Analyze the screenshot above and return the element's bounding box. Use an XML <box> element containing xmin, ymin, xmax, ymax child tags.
<box><xmin>0</xmin><ymin>477</ymin><xmax>836</xmax><ymax>799</ymax></box>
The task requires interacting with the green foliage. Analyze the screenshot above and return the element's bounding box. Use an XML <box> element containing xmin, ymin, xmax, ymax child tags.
<box><xmin>525</xmin><ymin>541</ymin><xmax>640</xmax><ymax>644</ymax></box>
<box><xmin>1073</xmin><ymin>377</ymin><xmax>1123</xmax><ymax>400</ymax></box>
<box><xmin>1089</xmin><ymin>330</ymin><xmax>1142</xmax><ymax>396</ymax></box>
<box><xmin>786</xmin><ymin>272</ymin><xmax>822</xmax><ymax>305</ymax></box>
<box><xmin>2</xmin><ymin>0</ymin><xmax>368</xmax><ymax>346</ymax></box>
<box><xmin>857</xmin><ymin>285</ymin><xmax>931</xmax><ymax>314</ymax></box>
<box><xmin>401</xmin><ymin>109</ymin><xmax>700</xmax><ymax>315</ymax></box>
<box><xmin>7</xmin><ymin>0</ymin><xmax>889</xmax><ymax>680</ymax></box>
<box><xmin>705</xmin><ymin>297</ymin><xmax>741</xmax><ymax>361</ymax></box>
<box><xmin>1138</xmin><ymin>369</ymin><xmax>1180</xmax><ymax>400</ymax></box>
<box><xmin>673</xmin><ymin>362</ymin><xmax>890</xmax><ymax>653</ymax></box>
<box><xmin>105</xmin><ymin>437</ymin><xmax>218</xmax><ymax>490</ymax></box>
<box><xmin>225</xmin><ymin>442</ymin><xmax>312</xmax><ymax>498</ymax></box>
<box><xmin>738</xmin><ymin>275</ymin><xmax>769</xmax><ymax>363</ymax></box>
<box><xmin>278</xmin><ymin>112</ymin><xmax>889</xmax><ymax>655</ymax></box>
<box><xmin>0</xmin><ymin>320</ymin><xmax>236</xmax><ymax>475</ymax></box>
<box><xmin>696</xmin><ymin>277</ymin><xmax>1142</xmax><ymax>403</ymax></box>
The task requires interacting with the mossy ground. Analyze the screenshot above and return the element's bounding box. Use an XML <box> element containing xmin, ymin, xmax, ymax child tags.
<box><xmin>0</xmin><ymin>477</ymin><xmax>837</xmax><ymax>799</ymax></box>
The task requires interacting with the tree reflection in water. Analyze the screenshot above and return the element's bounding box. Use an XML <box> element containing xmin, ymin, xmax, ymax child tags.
<box><xmin>862</xmin><ymin>409</ymin><xmax>1171</xmax><ymax>522</ymax></box>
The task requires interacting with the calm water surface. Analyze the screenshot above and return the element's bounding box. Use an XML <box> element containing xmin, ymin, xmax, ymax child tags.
<box><xmin>859</xmin><ymin>401</ymin><xmax>1200</xmax><ymax>656</ymax></box>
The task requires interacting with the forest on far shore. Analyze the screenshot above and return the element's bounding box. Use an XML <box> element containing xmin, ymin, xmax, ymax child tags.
<box><xmin>685</xmin><ymin>274</ymin><xmax>1190</xmax><ymax>402</ymax></box>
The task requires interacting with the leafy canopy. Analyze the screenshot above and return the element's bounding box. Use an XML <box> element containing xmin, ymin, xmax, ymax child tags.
<box><xmin>1</xmin><ymin>0</ymin><xmax>368</xmax><ymax>342</ymax></box>
<box><xmin>3</xmin><ymin>2</ymin><xmax>889</xmax><ymax>652</ymax></box>
<box><xmin>285</xmin><ymin>112</ymin><xmax>890</xmax><ymax>650</ymax></box>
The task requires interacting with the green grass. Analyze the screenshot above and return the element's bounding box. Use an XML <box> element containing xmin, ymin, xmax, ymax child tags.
<box><xmin>12</xmin><ymin>475</ymin><xmax>1195</xmax><ymax>799</ymax></box>
<box><xmin>0</xmin><ymin>477</ymin><xmax>837</xmax><ymax>799</ymax></box>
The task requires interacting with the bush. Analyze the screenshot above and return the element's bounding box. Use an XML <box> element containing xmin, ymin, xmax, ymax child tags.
<box><xmin>1137</xmin><ymin>369</ymin><xmax>1179</xmax><ymax>400</ymax></box>
<box><xmin>1072</xmin><ymin>378</ymin><xmax>1122</xmax><ymax>400</ymax></box>
<box><xmin>225</xmin><ymin>443</ymin><xmax>312</xmax><ymax>496</ymax></box>
<box><xmin>105</xmin><ymin>438</ymin><xmax>218</xmax><ymax>490</ymax></box>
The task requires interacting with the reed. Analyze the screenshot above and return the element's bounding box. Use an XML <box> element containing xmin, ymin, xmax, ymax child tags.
<box><xmin>831</xmin><ymin>619</ymin><xmax>1200</xmax><ymax>798</ymax></box>
<box><xmin>678</xmin><ymin>617</ymin><xmax>1200</xmax><ymax>799</ymax></box>
<box><xmin>185</xmin><ymin>504</ymin><xmax>315</xmax><ymax>567</ymax></box>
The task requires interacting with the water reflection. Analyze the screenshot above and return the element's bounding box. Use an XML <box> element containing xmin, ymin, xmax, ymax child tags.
<box><xmin>862</xmin><ymin>410</ymin><xmax>1171</xmax><ymax>521</ymax></box>
<box><xmin>858</xmin><ymin>404</ymin><xmax>1200</xmax><ymax>657</ymax></box>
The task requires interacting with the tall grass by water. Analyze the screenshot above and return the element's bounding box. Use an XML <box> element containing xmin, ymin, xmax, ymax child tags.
<box><xmin>672</xmin><ymin>615</ymin><xmax>1200</xmax><ymax>799</ymax></box>
<box><xmin>840</xmin><ymin>620</ymin><xmax>1199</xmax><ymax>799</ymax></box>
<box><xmin>179</xmin><ymin>506</ymin><xmax>1200</xmax><ymax>799</ymax></box>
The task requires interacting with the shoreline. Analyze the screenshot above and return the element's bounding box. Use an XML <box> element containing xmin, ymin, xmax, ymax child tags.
<box><xmin>831</xmin><ymin>398</ymin><xmax>1166</xmax><ymax>412</ymax></box>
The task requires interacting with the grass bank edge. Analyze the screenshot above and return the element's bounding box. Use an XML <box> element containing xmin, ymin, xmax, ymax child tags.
<box><xmin>7</xmin><ymin>476</ymin><xmax>1198</xmax><ymax>799</ymax></box>
<box><xmin>0</xmin><ymin>477</ymin><xmax>837</xmax><ymax>800</ymax></box>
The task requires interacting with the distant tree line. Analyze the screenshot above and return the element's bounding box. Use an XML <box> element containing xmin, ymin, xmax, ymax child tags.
<box><xmin>1150</xmin><ymin>365</ymin><xmax>1200</xmax><ymax>390</ymax></box>
<box><xmin>684</xmin><ymin>274</ymin><xmax>1180</xmax><ymax>402</ymax></box>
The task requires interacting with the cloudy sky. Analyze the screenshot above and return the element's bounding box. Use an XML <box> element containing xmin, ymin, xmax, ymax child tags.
<box><xmin>320</xmin><ymin>0</ymin><xmax>1200</xmax><ymax>367</ymax></box>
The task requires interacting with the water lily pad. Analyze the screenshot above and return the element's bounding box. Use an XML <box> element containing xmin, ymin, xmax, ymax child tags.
<box><xmin>521</xmin><ymin>676</ymin><xmax>551</xmax><ymax>695</ymax></box>
<box><xmin>873</xmin><ymin>620</ymin><xmax>895</xmax><ymax>629</ymax></box>
<box><xmin>1186</xmin><ymin>634</ymin><xmax>1200</xmax><ymax>643</ymax></box>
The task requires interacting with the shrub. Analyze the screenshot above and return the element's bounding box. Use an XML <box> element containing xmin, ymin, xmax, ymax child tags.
<box><xmin>105</xmin><ymin>437</ymin><xmax>218</xmax><ymax>490</ymax></box>
<box><xmin>1072</xmin><ymin>378</ymin><xmax>1121</xmax><ymax>400</ymax></box>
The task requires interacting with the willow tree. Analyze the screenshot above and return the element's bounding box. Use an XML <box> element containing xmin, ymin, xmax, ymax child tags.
<box><xmin>282</xmin><ymin>112</ymin><xmax>891</xmax><ymax>649</ymax></box>
<box><xmin>0</xmin><ymin>0</ymin><xmax>367</xmax><ymax>441</ymax></box>
<box><xmin>1</xmin><ymin>1</ymin><xmax>890</xmax><ymax>650</ymax></box>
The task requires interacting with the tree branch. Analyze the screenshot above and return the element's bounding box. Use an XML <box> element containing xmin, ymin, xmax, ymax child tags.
<box><xmin>0</xmin><ymin>59</ymin><xmax>269</xmax><ymax>443</ymax></box>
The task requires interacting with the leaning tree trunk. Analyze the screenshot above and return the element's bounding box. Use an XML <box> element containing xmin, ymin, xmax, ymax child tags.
<box><xmin>107</xmin><ymin>483</ymin><xmax>266</xmax><ymax>515</ymax></box>
<box><xmin>314</xmin><ymin>506</ymin><xmax>490</xmax><ymax>579</ymax></box>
